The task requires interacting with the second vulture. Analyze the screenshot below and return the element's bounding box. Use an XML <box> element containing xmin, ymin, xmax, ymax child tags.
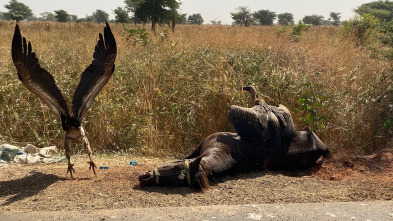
<box><xmin>228</xmin><ymin>86</ymin><xmax>297</xmax><ymax>156</ymax></box>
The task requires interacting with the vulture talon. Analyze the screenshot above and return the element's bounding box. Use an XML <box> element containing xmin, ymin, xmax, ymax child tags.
<box><xmin>67</xmin><ymin>163</ymin><xmax>77</xmax><ymax>179</ymax></box>
<box><xmin>89</xmin><ymin>161</ymin><xmax>97</xmax><ymax>175</ymax></box>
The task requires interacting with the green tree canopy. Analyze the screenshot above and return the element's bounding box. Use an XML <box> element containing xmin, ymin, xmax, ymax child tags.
<box><xmin>39</xmin><ymin>12</ymin><xmax>55</xmax><ymax>21</ymax></box>
<box><xmin>54</xmin><ymin>10</ymin><xmax>70</xmax><ymax>22</ymax></box>
<box><xmin>302</xmin><ymin>14</ymin><xmax>324</xmax><ymax>26</ymax></box>
<box><xmin>178</xmin><ymin>13</ymin><xmax>187</xmax><ymax>24</ymax></box>
<box><xmin>355</xmin><ymin>0</ymin><xmax>393</xmax><ymax>21</ymax></box>
<box><xmin>124</xmin><ymin>0</ymin><xmax>144</xmax><ymax>24</ymax></box>
<box><xmin>210</xmin><ymin>20</ymin><xmax>222</xmax><ymax>25</ymax></box>
<box><xmin>188</xmin><ymin>13</ymin><xmax>203</xmax><ymax>25</ymax></box>
<box><xmin>135</xmin><ymin>0</ymin><xmax>181</xmax><ymax>32</ymax></box>
<box><xmin>4</xmin><ymin>0</ymin><xmax>33</xmax><ymax>21</ymax></box>
<box><xmin>167</xmin><ymin>8</ymin><xmax>182</xmax><ymax>32</ymax></box>
<box><xmin>329</xmin><ymin>12</ymin><xmax>341</xmax><ymax>26</ymax></box>
<box><xmin>84</xmin><ymin>15</ymin><xmax>94</xmax><ymax>22</ymax></box>
<box><xmin>277</xmin><ymin>12</ymin><xmax>294</xmax><ymax>25</ymax></box>
<box><xmin>68</xmin><ymin>14</ymin><xmax>78</xmax><ymax>22</ymax></box>
<box><xmin>93</xmin><ymin>10</ymin><xmax>109</xmax><ymax>23</ymax></box>
<box><xmin>113</xmin><ymin>7</ymin><xmax>129</xmax><ymax>23</ymax></box>
<box><xmin>231</xmin><ymin>6</ymin><xmax>252</xmax><ymax>26</ymax></box>
<box><xmin>252</xmin><ymin>9</ymin><xmax>276</xmax><ymax>26</ymax></box>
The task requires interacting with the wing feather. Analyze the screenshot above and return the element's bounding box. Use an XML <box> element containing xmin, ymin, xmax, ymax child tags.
<box><xmin>228</xmin><ymin>102</ymin><xmax>297</xmax><ymax>147</ymax></box>
<box><xmin>72</xmin><ymin>21</ymin><xmax>117</xmax><ymax>122</ymax></box>
<box><xmin>11</xmin><ymin>24</ymin><xmax>70</xmax><ymax>119</ymax></box>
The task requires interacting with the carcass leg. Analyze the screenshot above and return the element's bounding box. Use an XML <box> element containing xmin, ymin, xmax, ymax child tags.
<box><xmin>65</xmin><ymin>138</ymin><xmax>77</xmax><ymax>179</ymax></box>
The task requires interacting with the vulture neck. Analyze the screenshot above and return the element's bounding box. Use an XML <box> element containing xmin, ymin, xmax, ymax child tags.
<box><xmin>248</xmin><ymin>87</ymin><xmax>260</xmax><ymax>105</ymax></box>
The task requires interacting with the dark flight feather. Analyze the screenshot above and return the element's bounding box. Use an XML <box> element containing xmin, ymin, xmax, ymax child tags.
<box><xmin>11</xmin><ymin>24</ymin><xmax>70</xmax><ymax>120</ymax></box>
<box><xmin>72</xmin><ymin>21</ymin><xmax>117</xmax><ymax>123</ymax></box>
<box><xmin>228</xmin><ymin>102</ymin><xmax>297</xmax><ymax>150</ymax></box>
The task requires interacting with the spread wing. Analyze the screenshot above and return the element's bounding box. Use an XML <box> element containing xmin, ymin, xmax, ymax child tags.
<box><xmin>228</xmin><ymin>102</ymin><xmax>297</xmax><ymax>147</ymax></box>
<box><xmin>11</xmin><ymin>24</ymin><xmax>70</xmax><ymax>119</ymax></box>
<box><xmin>72</xmin><ymin>21</ymin><xmax>117</xmax><ymax>122</ymax></box>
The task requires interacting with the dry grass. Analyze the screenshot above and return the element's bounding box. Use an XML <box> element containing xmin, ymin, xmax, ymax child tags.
<box><xmin>0</xmin><ymin>21</ymin><xmax>391</xmax><ymax>156</ymax></box>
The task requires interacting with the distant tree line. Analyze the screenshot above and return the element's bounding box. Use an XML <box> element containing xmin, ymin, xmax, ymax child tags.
<box><xmin>230</xmin><ymin>6</ymin><xmax>342</xmax><ymax>26</ymax></box>
<box><xmin>2</xmin><ymin>0</ymin><xmax>392</xmax><ymax>30</ymax></box>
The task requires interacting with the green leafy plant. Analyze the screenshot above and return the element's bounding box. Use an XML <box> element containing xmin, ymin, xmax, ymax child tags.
<box><xmin>290</xmin><ymin>21</ymin><xmax>310</xmax><ymax>41</ymax></box>
<box><xmin>342</xmin><ymin>14</ymin><xmax>379</xmax><ymax>46</ymax></box>
<box><xmin>123</xmin><ymin>25</ymin><xmax>149</xmax><ymax>45</ymax></box>
<box><xmin>297</xmin><ymin>81</ymin><xmax>328</xmax><ymax>130</ymax></box>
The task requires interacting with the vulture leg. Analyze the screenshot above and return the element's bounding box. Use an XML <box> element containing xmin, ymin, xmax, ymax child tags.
<box><xmin>80</xmin><ymin>126</ymin><xmax>97</xmax><ymax>176</ymax></box>
<box><xmin>65</xmin><ymin>138</ymin><xmax>77</xmax><ymax>179</ymax></box>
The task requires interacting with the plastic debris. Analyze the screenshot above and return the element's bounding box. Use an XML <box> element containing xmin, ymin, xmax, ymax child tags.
<box><xmin>39</xmin><ymin>146</ymin><xmax>58</xmax><ymax>157</ymax></box>
<box><xmin>129</xmin><ymin>160</ymin><xmax>138</xmax><ymax>166</ymax></box>
<box><xmin>0</xmin><ymin>144</ymin><xmax>20</xmax><ymax>162</ymax></box>
<box><xmin>0</xmin><ymin>143</ymin><xmax>65</xmax><ymax>164</ymax></box>
<box><xmin>25</xmin><ymin>144</ymin><xmax>39</xmax><ymax>154</ymax></box>
<box><xmin>99</xmin><ymin>166</ymin><xmax>109</xmax><ymax>170</ymax></box>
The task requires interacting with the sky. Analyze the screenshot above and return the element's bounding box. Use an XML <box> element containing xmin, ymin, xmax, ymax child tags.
<box><xmin>0</xmin><ymin>0</ymin><xmax>375</xmax><ymax>24</ymax></box>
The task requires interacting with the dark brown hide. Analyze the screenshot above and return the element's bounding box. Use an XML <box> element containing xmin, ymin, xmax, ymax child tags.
<box><xmin>268</xmin><ymin>126</ymin><xmax>331</xmax><ymax>170</ymax></box>
<box><xmin>139</xmin><ymin>128</ymin><xmax>330</xmax><ymax>190</ymax></box>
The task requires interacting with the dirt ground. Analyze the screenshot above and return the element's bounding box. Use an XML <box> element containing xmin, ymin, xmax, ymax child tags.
<box><xmin>1</xmin><ymin>150</ymin><xmax>392</xmax><ymax>214</ymax></box>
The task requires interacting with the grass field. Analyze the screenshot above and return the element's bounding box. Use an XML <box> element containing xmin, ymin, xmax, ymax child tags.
<box><xmin>0</xmin><ymin>21</ymin><xmax>391</xmax><ymax>156</ymax></box>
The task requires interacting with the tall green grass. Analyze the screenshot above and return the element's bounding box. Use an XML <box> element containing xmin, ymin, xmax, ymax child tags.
<box><xmin>0</xmin><ymin>21</ymin><xmax>391</xmax><ymax>156</ymax></box>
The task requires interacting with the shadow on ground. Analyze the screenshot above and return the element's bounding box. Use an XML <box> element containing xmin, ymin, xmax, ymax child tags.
<box><xmin>0</xmin><ymin>171</ymin><xmax>62</xmax><ymax>205</ymax></box>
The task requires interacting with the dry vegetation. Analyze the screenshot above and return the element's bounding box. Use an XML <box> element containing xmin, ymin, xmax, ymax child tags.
<box><xmin>0</xmin><ymin>21</ymin><xmax>392</xmax><ymax>157</ymax></box>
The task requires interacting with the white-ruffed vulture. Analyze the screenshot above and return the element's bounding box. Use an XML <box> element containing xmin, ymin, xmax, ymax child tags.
<box><xmin>228</xmin><ymin>86</ymin><xmax>297</xmax><ymax>156</ymax></box>
<box><xmin>11</xmin><ymin>22</ymin><xmax>117</xmax><ymax>179</ymax></box>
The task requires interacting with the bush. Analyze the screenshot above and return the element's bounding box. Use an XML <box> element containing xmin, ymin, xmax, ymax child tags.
<box><xmin>342</xmin><ymin>14</ymin><xmax>380</xmax><ymax>46</ymax></box>
<box><xmin>290</xmin><ymin>21</ymin><xmax>310</xmax><ymax>41</ymax></box>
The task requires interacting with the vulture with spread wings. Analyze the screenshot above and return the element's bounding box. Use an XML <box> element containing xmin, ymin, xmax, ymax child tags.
<box><xmin>228</xmin><ymin>86</ymin><xmax>297</xmax><ymax>156</ymax></box>
<box><xmin>11</xmin><ymin>22</ymin><xmax>117</xmax><ymax>179</ymax></box>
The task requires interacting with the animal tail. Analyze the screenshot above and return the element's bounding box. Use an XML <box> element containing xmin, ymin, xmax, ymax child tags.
<box><xmin>185</xmin><ymin>142</ymin><xmax>203</xmax><ymax>159</ymax></box>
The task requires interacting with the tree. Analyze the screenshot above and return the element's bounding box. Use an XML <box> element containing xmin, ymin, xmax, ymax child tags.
<box><xmin>252</xmin><ymin>9</ymin><xmax>276</xmax><ymax>26</ymax></box>
<box><xmin>124</xmin><ymin>0</ymin><xmax>144</xmax><ymax>24</ymax></box>
<box><xmin>2</xmin><ymin>12</ymin><xmax>12</xmax><ymax>20</ymax></box>
<box><xmin>187</xmin><ymin>13</ymin><xmax>203</xmax><ymax>25</ymax></box>
<box><xmin>113</xmin><ymin>7</ymin><xmax>129</xmax><ymax>23</ymax></box>
<box><xmin>355</xmin><ymin>0</ymin><xmax>393</xmax><ymax>21</ymax></box>
<box><xmin>135</xmin><ymin>0</ymin><xmax>181</xmax><ymax>32</ymax></box>
<box><xmin>302</xmin><ymin>14</ymin><xmax>324</xmax><ymax>26</ymax></box>
<box><xmin>39</xmin><ymin>12</ymin><xmax>55</xmax><ymax>21</ymax></box>
<box><xmin>167</xmin><ymin>8</ymin><xmax>181</xmax><ymax>32</ymax></box>
<box><xmin>4</xmin><ymin>0</ymin><xmax>33</xmax><ymax>21</ymax></box>
<box><xmin>84</xmin><ymin>15</ymin><xmax>94</xmax><ymax>22</ymax></box>
<box><xmin>70</xmin><ymin>15</ymin><xmax>78</xmax><ymax>22</ymax></box>
<box><xmin>54</xmin><ymin>10</ymin><xmax>70</xmax><ymax>22</ymax></box>
<box><xmin>278</xmin><ymin>12</ymin><xmax>294</xmax><ymax>25</ymax></box>
<box><xmin>329</xmin><ymin>12</ymin><xmax>341</xmax><ymax>26</ymax></box>
<box><xmin>210</xmin><ymin>20</ymin><xmax>222</xmax><ymax>25</ymax></box>
<box><xmin>231</xmin><ymin>6</ymin><xmax>252</xmax><ymax>26</ymax></box>
<box><xmin>93</xmin><ymin>10</ymin><xmax>109</xmax><ymax>23</ymax></box>
<box><xmin>178</xmin><ymin>13</ymin><xmax>187</xmax><ymax>24</ymax></box>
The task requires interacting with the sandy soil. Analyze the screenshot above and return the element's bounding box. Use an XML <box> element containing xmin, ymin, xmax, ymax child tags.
<box><xmin>0</xmin><ymin>150</ymin><xmax>392</xmax><ymax>214</ymax></box>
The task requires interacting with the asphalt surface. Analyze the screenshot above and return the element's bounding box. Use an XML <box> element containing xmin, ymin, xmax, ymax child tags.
<box><xmin>1</xmin><ymin>201</ymin><xmax>392</xmax><ymax>221</ymax></box>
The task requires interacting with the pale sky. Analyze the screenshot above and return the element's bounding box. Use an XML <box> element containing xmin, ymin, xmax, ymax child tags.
<box><xmin>0</xmin><ymin>0</ymin><xmax>374</xmax><ymax>24</ymax></box>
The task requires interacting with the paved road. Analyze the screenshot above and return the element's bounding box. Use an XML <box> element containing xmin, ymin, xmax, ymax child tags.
<box><xmin>1</xmin><ymin>201</ymin><xmax>392</xmax><ymax>220</ymax></box>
